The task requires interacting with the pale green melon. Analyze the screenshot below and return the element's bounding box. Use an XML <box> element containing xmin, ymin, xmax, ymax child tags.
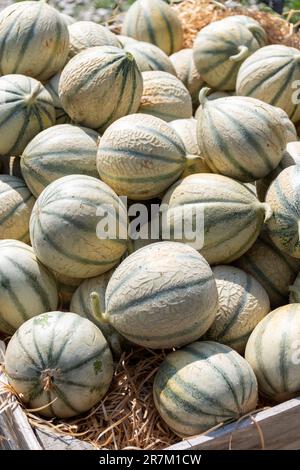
<box><xmin>124</xmin><ymin>41</ymin><xmax>176</xmax><ymax>74</ymax></box>
<box><xmin>170</xmin><ymin>49</ymin><xmax>204</xmax><ymax>106</ymax></box>
<box><xmin>68</xmin><ymin>21</ymin><xmax>121</xmax><ymax>58</ymax></box>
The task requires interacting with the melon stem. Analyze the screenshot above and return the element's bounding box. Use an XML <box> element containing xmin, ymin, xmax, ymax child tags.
<box><xmin>185</xmin><ymin>154</ymin><xmax>204</xmax><ymax>169</ymax></box>
<box><xmin>198</xmin><ymin>87</ymin><xmax>211</xmax><ymax>106</ymax></box>
<box><xmin>229</xmin><ymin>46</ymin><xmax>249</xmax><ymax>62</ymax></box>
<box><xmin>90</xmin><ymin>292</ymin><xmax>109</xmax><ymax>324</ymax></box>
<box><xmin>261</xmin><ymin>203</ymin><xmax>273</xmax><ymax>222</ymax></box>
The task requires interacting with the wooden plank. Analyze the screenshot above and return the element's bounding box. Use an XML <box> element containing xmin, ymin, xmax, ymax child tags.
<box><xmin>168</xmin><ymin>397</ymin><xmax>300</xmax><ymax>450</ymax></box>
<box><xmin>0</xmin><ymin>340</ymin><xmax>42</xmax><ymax>450</ymax></box>
<box><xmin>34</xmin><ymin>428</ymin><xmax>95</xmax><ymax>451</ymax></box>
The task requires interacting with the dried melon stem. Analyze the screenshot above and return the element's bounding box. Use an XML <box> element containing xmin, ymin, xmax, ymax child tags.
<box><xmin>90</xmin><ymin>291</ymin><xmax>109</xmax><ymax>324</ymax></box>
<box><xmin>199</xmin><ymin>86</ymin><xmax>211</xmax><ymax>105</ymax></box>
<box><xmin>229</xmin><ymin>45</ymin><xmax>249</xmax><ymax>62</ymax></box>
<box><xmin>41</xmin><ymin>368</ymin><xmax>61</xmax><ymax>391</ymax></box>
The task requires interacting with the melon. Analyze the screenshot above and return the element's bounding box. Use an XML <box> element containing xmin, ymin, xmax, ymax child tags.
<box><xmin>194</xmin><ymin>91</ymin><xmax>233</xmax><ymax>119</ymax></box>
<box><xmin>138</xmin><ymin>71</ymin><xmax>193</xmax><ymax>122</ymax></box>
<box><xmin>45</xmin><ymin>72</ymin><xmax>71</xmax><ymax>125</ymax></box>
<box><xmin>275</xmin><ymin>107</ymin><xmax>297</xmax><ymax>143</ymax></box>
<box><xmin>193</xmin><ymin>19</ymin><xmax>260</xmax><ymax>91</ymax></box>
<box><xmin>161</xmin><ymin>173</ymin><xmax>271</xmax><ymax>265</ymax></box>
<box><xmin>266</xmin><ymin>165</ymin><xmax>300</xmax><ymax>258</ymax></box>
<box><xmin>0</xmin><ymin>1</ymin><xmax>69</xmax><ymax>81</ymax></box>
<box><xmin>52</xmin><ymin>271</ymin><xmax>82</xmax><ymax>307</ymax></box>
<box><xmin>96</xmin><ymin>242</ymin><xmax>218</xmax><ymax>349</ymax></box>
<box><xmin>154</xmin><ymin>341</ymin><xmax>258</xmax><ymax>437</ymax></box>
<box><xmin>21</xmin><ymin>124</ymin><xmax>100</xmax><ymax>197</ymax></box>
<box><xmin>5</xmin><ymin>311</ymin><xmax>113</xmax><ymax>418</ymax></box>
<box><xmin>68</xmin><ymin>21</ymin><xmax>121</xmax><ymax>58</ymax></box>
<box><xmin>224</xmin><ymin>15</ymin><xmax>267</xmax><ymax>47</ymax></box>
<box><xmin>245</xmin><ymin>304</ymin><xmax>300</xmax><ymax>403</ymax></box>
<box><xmin>205</xmin><ymin>266</ymin><xmax>270</xmax><ymax>354</ymax></box>
<box><xmin>0</xmin><ymin>175</ymin><xmax>35</xmax><ymax>243</ymax></box>
<box><xmin>0</xmin><ymin>240</ymin><xmax>58</xmax><ymax>335</ymax></box>
<box><xmin>236</xmin><ymin>45</ymin><xmax>300</xmax><ymax>123</ymax></box>
<box><xmin>121</xmin><ymin>0</ymin><xmax>183</xmax><ymax>56</ymax></box>
<box><xmin>235</xmin><ymin>230</ymin><xmax>300</xmax><ymax>308</ymax></box>
<box><xmin>170</xmin><ymin>49</ymin><xmax>204</xmax><ymax>106</ymax></box>
<box><xmin>0</xmin><ymin>74</ymin><xmax>55</xmax><ymax>157</ymax></box>
<box><xmin>29</xmin><ymin>175</ymin><xmax>128</xmax><ymax>279</ymax></box>
<box><xmin>124</xmin><ymin>41</ymin><xmax>176</xmax><ymax>74</ymax></box>
<box><xmin>117</xmin><ymin>35</ymin><xmax>138</xmax><ymax>47</ymax></box>
<box><xmin>59</xmin><ymin>46</ymin><xmax>143</xmax><ymax>132</ymax></box>
<box><xmin>96</xmin><ymin>113</ymin><xmax>186</xmax><ymax>200</ymax></box>
<box><xmin>196</xmin><ymin>89</ymin><xmax>287</xmax><ymax>182</ymax></box>
<box><xmin>61</xmin><ymin>13</ymin><xmax>75</xmax><ymax>26</ymax></box>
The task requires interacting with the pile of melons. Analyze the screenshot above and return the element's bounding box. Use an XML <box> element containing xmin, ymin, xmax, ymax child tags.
<box><xmin>1</xmin><ymin>0</ymin><xmax>300</xmax><ymax>440</ymax></box>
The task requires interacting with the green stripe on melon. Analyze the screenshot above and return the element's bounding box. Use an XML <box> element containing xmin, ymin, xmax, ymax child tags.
<box><xmin>5</xmin><ymin>311</ymin><xmax>113</xmax><ymax>418</ymax></box>
<box><xmin>0</xmin><ymin>1</ymin><xmax>69</xmax><ymax>81</ymax></box>
<box><xmin>223</xmin><ymin>15</ymin><xmax>267</xmax><ymax>47</ymax></box>
<box><xmin>0</xmin><ymin>240</ymin><xmax>58</xmax><ymax>335</ymax></box>
<box><xmin>21</xmin><ymin>124</ymin><xmax>100</xmax><ymax>197</ymax></box>
<box><xmin>123</xmin><ymin>41</ymin><xmax>176</xmax><ymax>75</ymax></box>
<box><xmin>154</xmin><ymin>340</ymin><xmax>258</xmax><ymax>437</ymax></box>
<box><xmin>68</xmin><ymin>21</ymin><xmax>121</xmax><ymax>58</ymax></box>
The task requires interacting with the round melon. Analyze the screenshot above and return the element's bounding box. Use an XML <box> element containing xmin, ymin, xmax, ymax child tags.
<box><xmin>0</xmin><ymin>74</ymin><xmax>55</xmax><ymax>157</ymax></box>
<box><xmin>121</xmin><ymin>0</ymin><xmax>183</xmax><ymax>56</ymax></box>
<box><xmin>194</xmin><ymin>91</ymin><xmax>233</xmax><ymax>119</ymax></box>
<box><xmin>235</xmin><ymin>230</ymin><xmax>300</xmax><ymax>308</ymax></box>
<box><xmin>266</xmin><ymin>165</ymin><xmax>300</xmax><ymax>258</ymax></box>
<box><xmin>289</xmin><ymin>273</ymin><xmax>300</xmax><ymax>303</ymax></box>
<box><xmin>161</xmin><ymin>173</ymin><xmax>271</xmax><ymax>265</ymax></box>
<box><xmin>0</xmin><ymin>1</ymin><xmax>69</xmax><ymax>81</ymax></box>
<box><xmin>245</xmin><ymin>304</ymin><xmax>300</xmax><ymax>403</ymax></box>
<box><xmin>170</xmin><ymin>49</ymin><xmax>204</xmax><ymax>106</ymax></box>
<box><xmin>30</xmin><ymin>175</ymin><xmax>128</xmax><ymax>279</ymax></box>
<box><xmin>96</xmin><ymin>113</ymin><xmax>186</xmax><ymax>200</ymax></box>
<box><xmin>68</xmin><ymin>21</ymin><xmax>121</xmax><ymax>58</ymax></box>
<box><xmin>98</xmin><ymin>242</ymin><xmax>218</xmax><ymax>349</ymax></box>
<box><xmin>123</xmin><ymin>41</ymin><xmax>176</xmax><ymax>74</ymax></box>
<box><xmin>0</xmin><ymin>240</ymin><xmax>58</xmax><ymax>335</ymax></box>
<box><xmin>21</xmin><ymin>124</ymin><xmax>100</xmax><ymax>197</ymax></box>
<box><xmin>193</xmin><ymin>19</ymin><xmax>260</xmax><ymax>91</ymax></box>
<box><xmin>205</xmin><ymin>266</ymin><xmax>270</xmax><ymax>354</ymax></box>
<box><xmin>5</xmin><ymin>311</ymin><xmax>113</xmax><ymax>418</ymax></box>
<box><xmin>0</xmin><ymin>175</ymin><xmax>35</xmax><ymax>243</ymax></box>
<box><xmin>117</xmin><ymin>35</ymin><xmax>138</xmax><ymax>47</ymax></box>
<box><xmin>236</xmin><ymin>45</ymin><xmax>300</xmax><ymax>123</ymax></box>
<box><xmin>45</xmin><ymin>72</ymin><xmax>71</xmax><ymax>125</ymax></box>
<box><xmin>223</xmin><ymin>15</ymin><xmax>267</xmax><ymax>47</ymax></box>
<box><xmin>61</xmin><ymin>13</ymin><xmax>75</xmax><ymax>26</ymax></box>
<box><xmin>275</xmin><ymin>107</ymin><xmax>297</xmax><ymax>143</ymax></box>
<box><xmin>59</xmin><ymin>46</ymin><xmax>143</xmax><ymax>132</ymax></box>
<box><xmin>196</xmin><ymin>89</ymin><xmax>287</xmax><ymax>182</ymax></box>
<box><xmin>138</xmin><ymin>71</ymin><xmax>192</xmax><ymax>122</ymax></box>
<box><xmin>154</xmin><ymin>341</ymin><xmax>258</xmax><ymax>437</ymax></box>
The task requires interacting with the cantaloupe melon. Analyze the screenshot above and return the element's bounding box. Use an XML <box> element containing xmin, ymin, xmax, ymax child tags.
<box><xmin>138</xmin><ymin>71</ymin><xmax>193</xmax><ymax>122</ymax></box>
<box><xmin>0</xmin><ymin>240</ymin><xmax>58</xmax><ymax>335</ymax></box>
<box><xmin>205</xmin><ymin>266</ymin><xmax>270</xmax><ymax>353</ymax></box>
<box><xmin>0</xmin><ymin>175</ymin><xmax>35</xmax><ymax>243</ymax></box>
<box><xmin>68</xmin><ymin>21</ymin><xmax>121</xmax><ymax>58</ymax></box>
<box><xmin>154</xmin><ymin>341</ymin><xmax>258</xmax><ymax>436</ymax></box>
<box><xmin>30</xmin><ymin>175</ymin><xmax>128</xmax><ymax>279</ymax></box>
<box><xmin>196</xmin><ymin>89</ymin><xmax>287</xmax><ymax>182</ymax></box>
<box><xmin>245</xmin><ymin>304</ymin><xmax>300</xmax><ymax>403</ymax></box>
<box><xmin>5</xmin><ymin>311</ymin><xmax>113</xmax><ymax>418</ymax></box>
<box><xmin>0</xmin><ymin>1</ymin><xmax>69</xmax><ymax>81</ymax></box>
<box><xmin>124</xmin><ymin>41</ymin><xmax>176</xmax><ymax>74</ymax></box>
<box><xmin>121</xmin><ymin>0</ymin><xmax>183</xmax><ymax>56</ymax></box>
<box><xmin>45</xmin><ymin>72</ymin><xmax>71</xmax><ymax>125</ymax></box>
<box><xmin>170</xmin><ymin>49</ymin><xmax>204</xmax><ymax>106</ymax></box>
<box><xmin>21</xmin><ymin>124</ymin><xmax>100</xmax><ymax>197</ymax></box>
<box><xmin>224</xmin><ymin>15</ymin><xmax>267</xmax><ymax>47</ymax></box>
<box><xmin>117</xmin><ymin>35</ymin><xmax>138</xmax><ymax>47</ymax></box>
<box><xmin>0</xmin><ymin>74</ymin><xmax>55</xmax><ymax>157</ymax></box>
<box><xmin>59</xmin><ymin>46</ymin><xmax>143</xmax><ymax>132</ymax></box>
<box><xmin>95</xmin><ymin>242</ymin><xmax>218</xmax><ymax>349</ymax></box>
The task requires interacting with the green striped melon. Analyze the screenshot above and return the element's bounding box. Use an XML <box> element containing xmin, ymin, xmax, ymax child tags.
<box><xmin>117</xmin><ymin>35</ymin><xmax>138</xmax><ymax>47</ymax></box>
<box><xmin>197</xmin><ymin>89</ymin><xmax>287</xmax><ymax>182</ymax></box>
<box><xmin>224</xmin><ymin>15</ymin><xmax>267</xmax><ymax>47</ymax></box>
<box><xmin>0</xmin><ymin>240</ymin><xmax>58</xmax><ymax>335</ymax></box>
<box><xmin>235</xmin><ymin>230</ymin><xmax>300</xmax><ymax>308</ymax></box>
<box><xmin>0</xmin><ymin>175</ymin><xmax>35</xmax><ymax>243</ymax></box>
<box><xmin>194</xmin><ymin>91</ymin><xmax>233</xmax><ymax>119</ymax></box>
<box><xmin>30</xmin><ymin>175</ymin><xmax>128</xmax><ymax>279</ymax></box>
<box><xmin>205</xmin><ymin>266</ymin><xmax>270</xmax><ymax>354</ymax></box>
<box><xmin>0</xmin><ymin>74</ymin><xmax>55</xmax><ymax>157</ymax></box>
<box><xmin>161</xmin><ymin>173</ymin><xmax>271</xmax><ymax>265</ymax></box>
<box><xmin>193</xmin><ymin>19</ymin><xmax>260</xmax><ymax>91</ymax></box>
<box><xmin>21</xmin><ymin>124</ymin><xmax>100</xmax><ymax>197</ymax></box>
<box><xmin>274</xmin><ymin>107</ymin><xmax>297</xmax><ymax>143</ymax></box>
<box><xmin>68</xmin><ymin>21</ymin><xmax>121</xmax><ymax>58</ymax></box>
<box><xmin>59</xmin><ymin>46</ymin><xmax>143</xmax><ymax>132</ymax></box>
<box><xmin>289</xmin><ymin>272</ymin><xmax>300</xmax><ymax>303</ymax></box>
<box><xmin>45</xmin><ymin>72</ymin><xmax>71</xmax><ymax>125</ymax></box>
<box><xmin>97</xmin><ymin>242</ymin><xmax>218</xmax><ymax>349</ymax></box>
<box><xmin>0</xmin><ymin>1</ymin><xmax>69</xmax><ymax>81</ymax></box>
<box><xmin>236</xmin><ymin>45</ymin><xmax>300</xmax><ymax>123</ymax></box>
<box><xmin>170</xmin><ymin>49</ymin><xmax>204</xmax><ymax>106</ymax></box>
<box><xmin>266</xmin><ymin>165</ymin><xmax>300</xmax><ymax>258</ymax></box>
<box><xmin>138</xmin><ymin>71</ymin><xmax>192</xmax><ymax>122</ymax></box>
<box><xmin>5</xmin><ymin>311</ymin><xmax>113</xmax><ymax>418</ymax></box>
<box><xmin>121</xmin><ymin>0</ymin><xmax>183</xmax><ymax>56</ymax></box>
<box><xmin>245</xmin><ymin>304</ymin><xmax>300</xmax><ymax>403</ymax></box>
<box><xmin>124</xmin><ymin>41</ymin><xmax>176</xmax><ymax>74</ymax></box>
<box><xmin>154</xmin><ymin>341</ymin><xmax>258</xmax><ymax>437</ymax></box>
<box><xmin>96</xmin><ymin>113</ymin><xmax>186</xmax><ymax>200</ymax></box>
